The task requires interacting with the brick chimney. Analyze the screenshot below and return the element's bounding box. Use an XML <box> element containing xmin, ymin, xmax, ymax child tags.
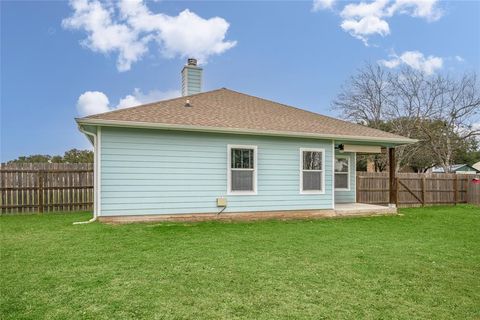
<box><xmin>181</xmin><ymin>58</ymin><xmax>202</xmax><ymax>96</ymax></box>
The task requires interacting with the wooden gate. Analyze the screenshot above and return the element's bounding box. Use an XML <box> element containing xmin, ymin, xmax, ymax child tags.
<box><xmin>357</xmin><ymin>172</ymin><xmax>478</xmax><ymax>207</ymax></box>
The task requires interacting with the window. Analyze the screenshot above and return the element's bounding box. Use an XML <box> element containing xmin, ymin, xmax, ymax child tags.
<box><xmin>335</xmin><ymin>156</ymin><xmax>350</xmax><ymax>190</ymax></box>
<box><xmin>300</xmin><ymin>149</ymin><xmax>324</xmax><ymax>193</ymax></box>
<box><xmin>228</xmin><ymin>145</ymin><xmax>257</xmax><ymax>194</ymax></box>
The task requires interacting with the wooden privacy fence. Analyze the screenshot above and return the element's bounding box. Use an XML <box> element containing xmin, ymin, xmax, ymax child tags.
<box><xmin>1</xmin><ymin>164</ymin><xmax>478</xmax><ymax>214</ymax></box>
<box><xmin>1</xmin><ymin>163</ymin><xmax>94</xmax><ymax>214</ymax></box>
<box><xmin>357</xmin><ymin>172</ymin><xmax>480</xmax><ymax>207</ymax></box>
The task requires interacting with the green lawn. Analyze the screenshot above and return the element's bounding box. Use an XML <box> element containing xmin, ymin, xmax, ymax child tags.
<box><xmin>1</xmin><ymin>206</ymin><xmax>479</xmax><ymax>319</ymax></box>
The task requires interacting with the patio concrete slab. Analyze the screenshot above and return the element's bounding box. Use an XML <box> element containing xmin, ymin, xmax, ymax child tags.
<box><xmin>334</xmin><ymin>203</ymin><xmax>397</xmax><ymax>216</ymax></box>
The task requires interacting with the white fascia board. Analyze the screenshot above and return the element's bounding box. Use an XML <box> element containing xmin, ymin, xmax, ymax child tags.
<box><xmin>76</xmin><ymin>119</ymin><xmax>417</xmax><ymax>145</ymax></box>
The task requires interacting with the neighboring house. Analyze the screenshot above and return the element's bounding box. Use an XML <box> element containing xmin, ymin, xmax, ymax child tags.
<box><xmin>430</xmin><ymin>164</ymin><xmax>480</xmax><ymax>174</ymax></box>
<box><xmin>473</xmin><ymin>161</ymin><xmax>480</xmax><ymax>172</ymax></box>
<box><xmin>76</xmin><ymin>59</ymin><xmax>414</xmax><ymax>221</ymax></box>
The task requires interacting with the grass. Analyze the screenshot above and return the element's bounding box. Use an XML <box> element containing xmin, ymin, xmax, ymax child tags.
<box><xmin>1</xmin><ymin>205</ymin><xmax>479</xmax><ymax>319</ymax></box>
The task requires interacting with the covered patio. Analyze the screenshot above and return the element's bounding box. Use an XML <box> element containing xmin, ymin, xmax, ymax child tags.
<box><xmin>334</xmin><ymin>144</ymin><xmax>398</xmax><ymax>208</ymax></box>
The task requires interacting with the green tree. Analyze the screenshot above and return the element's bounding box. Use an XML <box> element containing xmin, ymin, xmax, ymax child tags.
<box><xmin>453</xmin><ymin>139</ymin><xmax>480</xmax><ymax>165</ymax></box>
<box><xmin>7</xmin><ymin>149</ymin><xmax>94</xmax><ymax>164</ymax></box>
<box><xmin>7</xmin><ymin>155</ymin><xmax>52</xmax><ymax>164</ymax></box>
<box><xmin>62</xmin><ymin>149</ymin><xmax>93</xmax><ymax>163</ymax></box>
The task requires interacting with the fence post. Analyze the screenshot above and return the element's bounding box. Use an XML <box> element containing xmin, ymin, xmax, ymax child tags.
<box><xmin>421</xmin><ymin>175</ymin><xmax>426</xmax><ymax>206</ymax></box>
<box><xmin>395</xmin><ymin>177</ymin><xmax>399</xmax><ymax>207</ymax></box>
<box><xmin>38</xmin><ymin>171</ymin><xmax>44</xmax><ymax>213</ymax></box>
<box><xmin>1</xmin><ymin>167</ymin><xmax>5</xmax><ymax>214</ymax></box>
<box><xmin>453</xmin><ymin>175</ymin><xmax>458</xmax><ymax>205</ymax></box>
<box><xmin>356</xmin><ymin>175</ymin><xmax>360</xmax><ymax>203</ymax></box>
<box><xmin>388</xmin><ymin>148</ymin><xmax>396</xmax><ymax>206</ymax></box>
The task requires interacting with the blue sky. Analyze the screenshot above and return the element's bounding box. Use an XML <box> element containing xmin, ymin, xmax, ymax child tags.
<box><xmin>1</xmin><ymin>0</ymin><xmax>479</xmax><ymax>162</ymax></box>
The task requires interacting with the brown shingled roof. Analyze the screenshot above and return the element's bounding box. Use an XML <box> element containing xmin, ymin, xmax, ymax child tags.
<box><xmin>77</xmin><ymin>88</ymin><xmax>414</xmax><ymax>144</ymax></box>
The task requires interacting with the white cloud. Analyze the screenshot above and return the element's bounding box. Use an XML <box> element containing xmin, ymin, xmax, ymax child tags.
<box><xmin>341</xmin><ymin>0</ymin><xmax>389</xmax><ymax>19</ymax></box>
<box><xmin>316</xmin><ymin>0</ymin><xmax>443</xmax><ymax>45</ymax></box>
<box><xmin>151</xmin><ymin>10</ymin><xmax>236</xmax><ymax>62</ymax></box>
<box><xmin>312</xmin><ymin>0</ymin><xmax>336</xmax><ymax>11</ymax></box>
<box><xmin>62</xmin><ymin>0</ymin><xmax>148</xmax><ymax>71</ymax></box>
<box><xmin>116</xmin><ymin>88</ymin><xmax>180</xmax><ymax>109</ymax></box>
<box><xmin>379</xmin><ymin>50</ymin><xmax>443</xmax><ymax>75</ymax></box>
<box><xmin>63</xmin><ymin>0</ymin><xmax>236</xmax><ymax>71</ymax></box>
<box><xmin>341</xmin><ymin>16</ymin><xmax>390</xmax><ymax>43</ymax></box>
<box><xmin>380</xmin><ymin>56</ymin><xmax>401</xmax><ymax>69</ymax></box>
<box><xmin>455</xmin><ymin>55</ymin><xmax>465</xmax><ymax>62</ymax></box>
<box><xmin>77</xmin><ymin>91</ymin><xmax>111</xmax><ymax>116</ymax></box>
<box><xmin>76</xmin><ymin>88</ymin><xmax>180</xmax><ymax>116</ymax></box>
<box><xmin>386</xmin><ymin>0</ymin><xmax>442</xmax><ymax>21</ymax></box>
<box><xmin>339</xmin><ymin>0</ymin><xmax>390</xmax><ymax>44</ymax></box>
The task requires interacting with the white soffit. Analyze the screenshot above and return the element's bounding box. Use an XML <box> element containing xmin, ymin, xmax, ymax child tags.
<box><xmin>342</xmin><ymin>145</ymin><xmax>382</xmax><ymax>153</ymax></box>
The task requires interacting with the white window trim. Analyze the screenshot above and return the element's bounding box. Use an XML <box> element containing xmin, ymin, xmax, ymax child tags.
<box><xmin>299</xmin><ymin>148</ymin><xmax>325</xmax><ymax>195</ymax></box>
<box><xmin>227</xmin><ymin>144</ymin><xmax>258</xmax><ymax>195</ymax></box>
<box><xmin>334</xmin><ymin>154</ymin><xmax>350</xmax><ymax>191</ymax></box>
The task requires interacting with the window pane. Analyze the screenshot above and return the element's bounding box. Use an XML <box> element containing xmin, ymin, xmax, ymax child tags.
<box><xmin>232</xmin><ymin>149</ymin><xmax>241</xmax><ymax>168</ymax></box>
<box><xmin>335</xmin><ymin>173</ymin><xmax>348</xmax><ymax>189</ymax></box>
<box><xmin>242</xmin><ymin>149</ymin><xmax>252</xmax><ymax>169</ymax></box>
<box><xmin>232</xmin><ymin>170</ymin><xmax>254</xmax><ymax>191</ymax></box>
<box><xmin>303</xmin><ymin>151</ymin><xmax>322</xmax><ymax>170</ymax></box>
<box><xmin>335</xmin><ymin>158</ymin><xmax>349</xmax><ymax>173</ymax></box>
<box><xmin>231</xmin><ymin>148</ymin><xmax>254</xmax><ymax>169</ymax></box>
<box><xmin>303</xmin><ymin>171</ymin><xmax>322</xmax><ymax>191</ymax></box>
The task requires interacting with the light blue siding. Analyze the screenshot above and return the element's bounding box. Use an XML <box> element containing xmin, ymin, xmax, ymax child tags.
<box><xmin>181</xmin><ymin>66</ymin><xmax>202</xmax><ymax>96</ymax></box>
<box><xmin>99</xmin><ymin>127</ymin><xmax>334</xmax><ymax>216</ymax></box>
<box><xmin>334</xmin><ymin>151</ymin><xmax>356</xmax><ymax>204</ymax></box>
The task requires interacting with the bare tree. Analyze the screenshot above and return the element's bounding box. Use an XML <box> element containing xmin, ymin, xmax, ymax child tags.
<box><xmin>333</xmin><ymin>64</ymin><xmax>480</xmax><ymax>173</ymax></box>
<box><xmin>418</xmin><ymin>73</ymin><xmax>480</xmax><ymax>172</ymax></box>
<box><xmin>333</xmin><ymin>63</ymin><xmax>393</xmax><ymax>172</ymax></box>
<box><xmin>333</xmin><ymin>63</ymin><xmax>391</xmax><ymax>129</ymax></box>
<box><xmin>386</xmin><ymin>68</ymin><xmax>445</xmax><ymax>171</ymax></box>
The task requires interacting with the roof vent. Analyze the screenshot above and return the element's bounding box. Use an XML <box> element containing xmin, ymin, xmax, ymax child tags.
<box><xmin>184</xmin><ymin>99</ymin><xmax>192</xmax><ymax>107</ymax></box>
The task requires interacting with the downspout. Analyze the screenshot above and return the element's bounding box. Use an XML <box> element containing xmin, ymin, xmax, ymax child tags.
<box><xmin>73</xmin><ymin>126</ymin><xmax>98</xmax><ymax>225</ymax></box>
<box><xmin>332</xmin><ymin>140</ymin><xmax>335</xmax><ymax>210</ymax></box>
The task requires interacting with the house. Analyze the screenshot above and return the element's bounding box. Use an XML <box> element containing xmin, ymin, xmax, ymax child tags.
<box><xmin>76</xmin><ymin>59</ymin><xmax>415</xmax><ymax>222</ymax></box>
<box><xmin>430</xmin><ymin>164</ymin><xmax>480</xmax><ymax>174</ymax></box>
<box><xmin>473</xmin><ymin>161</ymin><xmax>480</xmax><ymax>172</ymax></box>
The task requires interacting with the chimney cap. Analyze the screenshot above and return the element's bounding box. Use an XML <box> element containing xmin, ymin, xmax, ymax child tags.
<box><xmin>187</xmin><ymin>58</ymin><xmax>197</xmax><ymax>66</ymax></box>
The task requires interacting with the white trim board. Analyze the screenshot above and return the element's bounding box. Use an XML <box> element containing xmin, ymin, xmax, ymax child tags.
<box><xmin>77</xmin><ymin>119</ymin><xmax>416</xmax><ymax>145</ymax></box>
